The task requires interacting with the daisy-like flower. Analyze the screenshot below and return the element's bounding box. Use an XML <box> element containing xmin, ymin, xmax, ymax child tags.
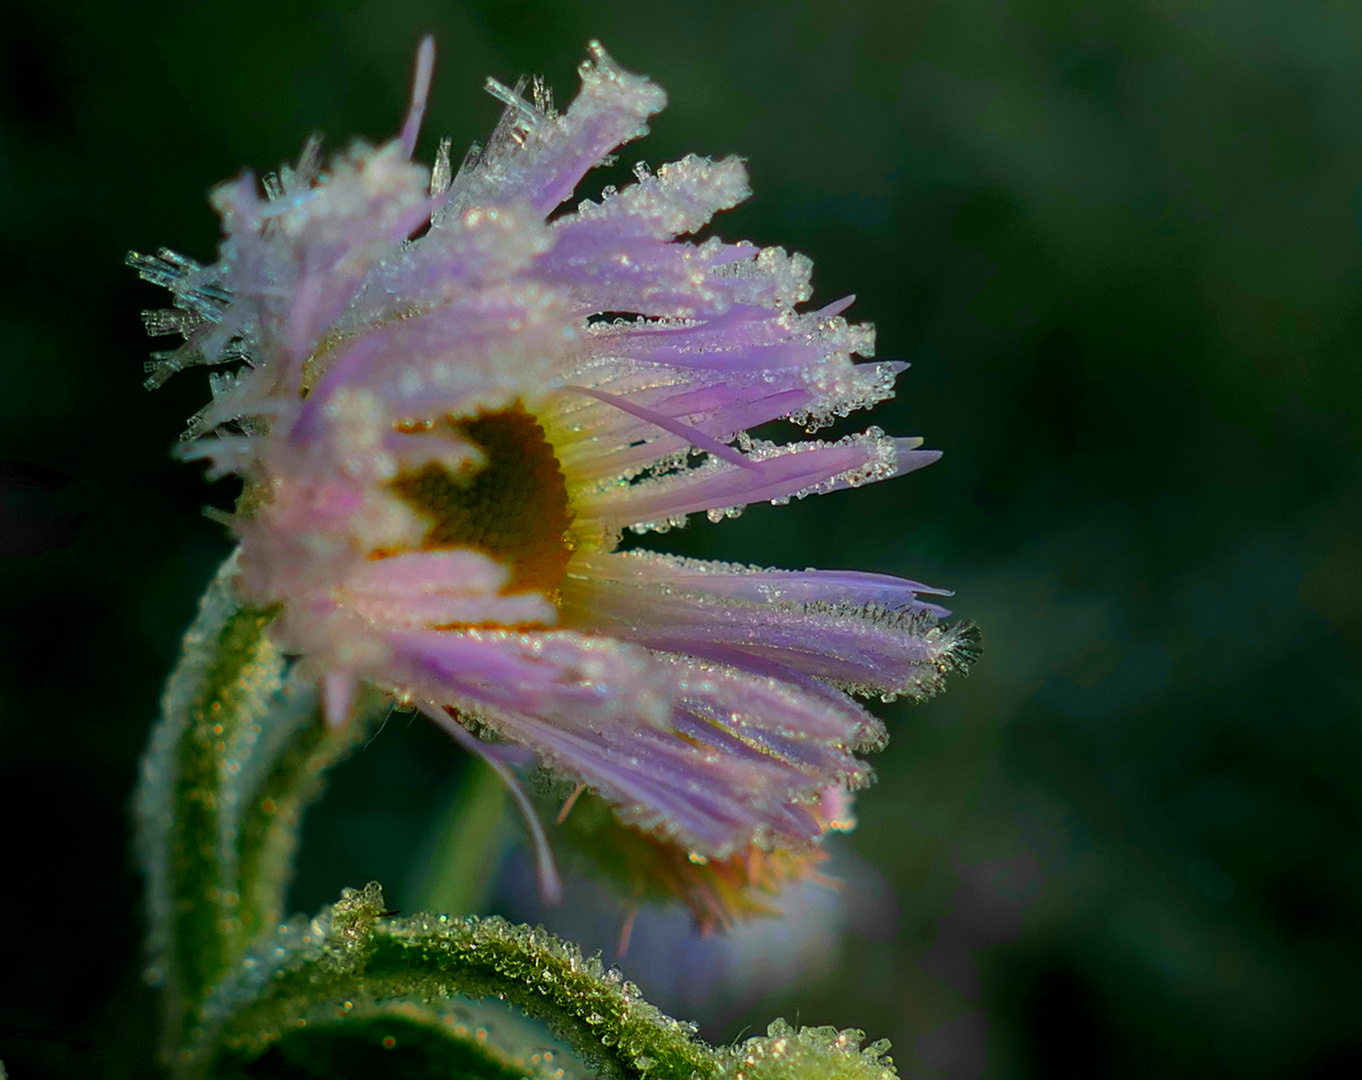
<box><xmin>130</xmin><ymin>40</ymin><xmax>977</xmax><ymax>918</ymax></box>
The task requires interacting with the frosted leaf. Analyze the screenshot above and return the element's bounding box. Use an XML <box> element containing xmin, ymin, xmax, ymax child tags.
<box><xmin>717</xmin><ymin>1021</ymin><xmax>899</xmax><ymax>1080</ymax></box>
<box><xmin>194</xmin><ymin>884</ymin><xmax>717</xmax><ymax>1080</ymax></box>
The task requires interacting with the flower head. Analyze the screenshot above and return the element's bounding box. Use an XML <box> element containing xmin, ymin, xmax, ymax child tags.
<box><xmin>131</xmin><ymin>39</ymin><xmax>977</xmax><ymax>920</ymax></box>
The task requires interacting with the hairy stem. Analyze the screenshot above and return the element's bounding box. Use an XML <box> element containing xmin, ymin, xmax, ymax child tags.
<box><xmin>136</xmin><ymin>554</ymin><xmax>368</xmax><ymax>1060</ymax></box>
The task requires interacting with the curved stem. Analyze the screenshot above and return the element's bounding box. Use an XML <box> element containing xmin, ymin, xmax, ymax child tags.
<box><xmin>135</xmin><ymin>553</ymin><xmax>370</xmax><ymax>1061</ymax></box>
<box><xmin>135</xmin><ymin>553</ymin><xmax>286</xmax><ymax>1054</ymax></box>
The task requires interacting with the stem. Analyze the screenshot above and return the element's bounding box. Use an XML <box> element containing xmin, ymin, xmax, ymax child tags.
<box><xmin>135</xmin><ymin>554</ymin><xmax>368</xmax><ymax>1061</ymax></box>
<box><xmin>232</xmin><ymin>696</ymin><xmax>372</xmax><ymax>952</ymax></box>
<box><xmin>407</xmin><ymin>756</ymin><xmax>510</xmax><ymax>917</ymax></box>
<box><xmin>170</xmin><ymin>601</ymin><xmax>283</xmax><ymax>1033</ymax></box>
<box><xmin>136</xmin><ymin>554</ymin><xmax>286</xmax><ymax>1054</ymax></box>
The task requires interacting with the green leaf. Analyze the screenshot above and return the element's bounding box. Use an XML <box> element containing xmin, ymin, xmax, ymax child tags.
<box><xmin>715</xmin><ymin>1022</ymin><xmax>898</xmax><ymax>1080</ymax></box>
<box><xmin>212</xmin><ymin>1012</ymin><xmax>558</xmax><ymax>1080</ymax></box>
<box><xmin>187</xmin><ymin>883</ymin><xmax>717</xmax><ymax>1080</ymax></box>
<box><xmin>187</xmin><ymin>883</ymin><xmax>907</xmax><ymax>1080</ymax></box>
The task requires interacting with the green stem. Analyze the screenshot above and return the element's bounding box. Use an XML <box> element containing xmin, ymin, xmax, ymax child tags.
<box><xmin>136</xmin><ymin>554</ymin><xmax>286</xmax><ymax>1053</ymax></box>
<box><xmin>171</xmin><ymin>600</ymin><xmax>277</xmax><ymax>999</ymax></box>
<box><xmin>232</xmin><ymin>696</ymin><xmax>372</xmax><ymax>952</ymax></box>
<box><xmin>136</xmin><ymin>554</ymin><xmax>369</xmax><ymax>1062</ymax></box>
<box><xmin>407</xmin><ymin>756</ymin><xmax>510</xmax><ymax>917</ymax></box>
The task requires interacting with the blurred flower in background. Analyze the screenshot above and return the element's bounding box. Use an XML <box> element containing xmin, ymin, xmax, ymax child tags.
<box><xmin>495</xmin><ymin>830</ymin><xmax>897</xmax><ymax>1027</ymax></box>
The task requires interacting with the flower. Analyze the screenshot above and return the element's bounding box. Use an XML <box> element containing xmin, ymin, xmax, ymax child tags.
<box><xmin>130</xmin><ymin>39</ymin><xmax>977</xmax><ymax>918</ymax></box>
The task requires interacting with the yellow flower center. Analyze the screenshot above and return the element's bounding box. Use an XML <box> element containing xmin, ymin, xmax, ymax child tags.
<box><xmin>389</xmin><ymin>402</ymin><xmax>575</xmax><ymax>597</ymax></box>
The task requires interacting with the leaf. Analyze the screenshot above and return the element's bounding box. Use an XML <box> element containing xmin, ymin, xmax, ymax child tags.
<box><xmin>212</xmin><ymin>1011</ymin><xmax>556</xmax><ymax>1080</ymax></box>
<box><xmin>187</xmin><ymin>883</ymin><xmax>716</xmax><ymax>1080</ymax></box>
<box><xmin>715</xmin><ymin>1022</ymin><xmax>898</xmax><ymax>1080</ymax></box>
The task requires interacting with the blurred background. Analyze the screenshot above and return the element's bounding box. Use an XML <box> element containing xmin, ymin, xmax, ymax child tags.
<box><xmin>2</xmin><ymin>0</ymin><xmax>1360</xmax><ymax>1076</ymax></box>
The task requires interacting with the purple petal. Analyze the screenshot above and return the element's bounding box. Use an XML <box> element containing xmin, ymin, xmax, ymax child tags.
<box><xmin>381</xmin><ymin>627</ymin><xmax>878</xmax><ymax>856</ymax></box>
<box><xmin>564</xmin><ymin>551</ymin><xmax>969</xmax><ymax>700</ymax></box>
<box><xmin>576</xmin><ymin>431</ymin><xmax>930</xmax><ymax>529</ymax></box>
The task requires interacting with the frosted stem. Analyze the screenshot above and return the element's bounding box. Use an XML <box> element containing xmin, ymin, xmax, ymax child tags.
<box><xmin>134</xmin><ymin>552</ymin><xmax>368</xmax><ymax>1062</ymax></box>
<box><xmin>191</xmin><ymin>883</ymin><xmax>717</xmax><ymax>1080</ymax></box>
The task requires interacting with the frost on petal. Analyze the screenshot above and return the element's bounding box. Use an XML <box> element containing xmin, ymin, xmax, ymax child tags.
<box><xmin>554</xmin><ymin>155</ymin><xmax>751</xmax><ymax>246</ymax></box>
<box><xmin>575</xmin><ymin>429</ymin><xmax>938</xmax><ymax>533</ymax></box>
<box><xmin>551</xmin><ymin>358</ymin><xmax>908</xmax><ymax>486</ymax></box>
<box><xmin>344</xmin><ymin>550</ymin><xmax>557</xmax><ymax>629</ymax></box>
<box><xmin>292</xmin><ymin>278</ymin><xmax>575</xmax><ymax>441</ymax></box>
<box><xmin>382</xmin><ymin>628</ymin><xmax>881</xmax><ymax>858</ymax></box>
<box><xmin>573</xmin><ymin>550</ymin><xmax>953</xmax><ymax>613</ymax></box>
<box><xmin>441</xmin><ymin>42</ymin><xmax>666</xmax><ymax>218</ymax></box>
<box><xmin>348</xmin><ymin>202</ymin><xmax>557</xmax><ymax>330</ymax></box>
<box><xmin>563</xmin><ymin>551</ymin><xmax>978</xmax><ymax>702</ymax></box>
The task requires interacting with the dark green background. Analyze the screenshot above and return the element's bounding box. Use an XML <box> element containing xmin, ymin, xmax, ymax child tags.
<box><xmin>2</xmin><ymin>1</ymin><xmax>1359</xmax><ymax>1076</ymax></box>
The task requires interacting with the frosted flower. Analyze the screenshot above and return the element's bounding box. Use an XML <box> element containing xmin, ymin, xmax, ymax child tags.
<box><xmin>130</xmin><ymin>40</ymin><xmax>977</xmax><ymax>914</ymax></box>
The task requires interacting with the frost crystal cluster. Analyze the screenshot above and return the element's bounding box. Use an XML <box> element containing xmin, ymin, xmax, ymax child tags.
<box><xmin>131</xmin><ymin>39</ymin><xmax>977</xmax><ymax>926</ymax></box>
